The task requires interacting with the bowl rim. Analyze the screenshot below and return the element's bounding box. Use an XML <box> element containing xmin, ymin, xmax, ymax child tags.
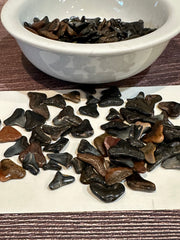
<box><xmin>1</xmin><ymin>0</ymin><xmax>180</xmax><ymax>55</ymax></box>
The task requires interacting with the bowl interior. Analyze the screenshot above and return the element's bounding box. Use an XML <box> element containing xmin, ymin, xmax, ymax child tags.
<box><xmin>19</xmin><ymin>0</ymin><xmax>169</xmax><ymax>29</ymax></box>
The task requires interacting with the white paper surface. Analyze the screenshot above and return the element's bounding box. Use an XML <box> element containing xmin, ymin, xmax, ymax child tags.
<box><xmin>0</xmin><ymin>86</ymin><xmax>179</xmax><ymax>213</ymax></box>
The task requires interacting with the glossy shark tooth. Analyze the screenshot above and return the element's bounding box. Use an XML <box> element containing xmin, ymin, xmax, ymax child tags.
<box><xmin>22</xmin><ymin>152</ymin><xmax>40</xmax><ymax>175</ymax></box>
<box><xmin>43</xmin><ymin>137</ymin><xmax>69</xmax><ymax>153</ymax></box>
<box><xmin>49</xmin><ymin>171</ymin><xmax>75</xmax><ymax>190</ymax></box>
<box><xmin>25</xmin><ymin>110</ymin><xmax>46</xmax><ymax>131</ymax></box>
<box><xmin>71</xmin><ymin>119</ymin><xmax>94</xmax><ymax>138</ymax></box>
<box><xmin>43</xmin><ymin>94</ymin><xmax>66</xmax><ymax>108</ymax></box>
<box><xmin>47</xmin><ymin>152</ymin><xmax>73</xmax><ymax>168</ymax></box>
<box><xmin>63</xmin><ymin>90</ymin><xmax>81</xmax><ymax>103</ymax></box>
<box><xmin>79</xmin><ymin>103</ymin><xmax>99</xmax><ymax>118</ymax></box>
<box><xmin>126</xmin><ymin>172</ymin><xmax>156</xmax><ymax>192</ymax></box>
<box><xmin>4</xmin><ymin>136</ymin><xmax>29</xmax><ymax>158</ymax></box>
<box><xmin>4</xmin><ymin>108</ymin><xmax>26</xmax><ymax>128</ymax></box>
<box><xmin>0</xmin><ymin>159</ymin><xmax>26</xmax><ymax>182</ymax></box>
<box><xmin>78</xmin><ymin>139</ymin><xmax>101</xmax><ymax>156</ymax></box>
<box><xmin>90</xmin><ymin>182</ymin><xmax>125</xmax><ymax>203</ymax></box>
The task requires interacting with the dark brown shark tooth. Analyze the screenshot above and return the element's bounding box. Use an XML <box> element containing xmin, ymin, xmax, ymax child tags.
<box><xmin>77</xmin><ymin>153</ymin><xmax>106</xmax><ymax>177</ymax></box>
<box><xmin>126</xmin><ymin>172</ymin><xmax>156</xmax><ymax>192</ymax></box>
<box><xmin>158</xmin><ymin>101</ymin><xmax>180</xmax><ymax>118</ymax></box>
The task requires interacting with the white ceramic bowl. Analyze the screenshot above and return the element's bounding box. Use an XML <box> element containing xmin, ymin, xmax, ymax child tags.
<box><xmin>1</xmin><ymin>0</ymin><xmax>180</xmax><ymax>84</ymax></box>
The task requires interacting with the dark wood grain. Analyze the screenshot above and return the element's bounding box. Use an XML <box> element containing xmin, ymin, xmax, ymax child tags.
<box><xmin>0</xmin><ymin>1</ymin><xmax>180</xmax><ymax>239</ymax></box>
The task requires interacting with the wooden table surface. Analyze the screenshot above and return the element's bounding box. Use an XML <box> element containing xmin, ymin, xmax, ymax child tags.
<box><xmin>0</xmin><ymin>1</ymin><xmax>180</xmax><ymax>239</ymax></box>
